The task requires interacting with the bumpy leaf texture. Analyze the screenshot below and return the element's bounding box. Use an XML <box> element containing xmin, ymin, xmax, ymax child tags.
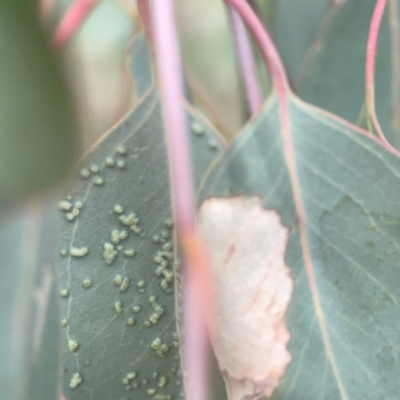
<box><xmin>56</xmin><ymin>33</ymin><xmax>225</xmax><ymax>400</ymax></box>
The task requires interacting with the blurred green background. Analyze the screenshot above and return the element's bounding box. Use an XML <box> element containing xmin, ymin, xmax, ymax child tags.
<box><xmin>53</xmin><ymin>0</ymin><xmax>274</xmax><ymax>147</ymax></box>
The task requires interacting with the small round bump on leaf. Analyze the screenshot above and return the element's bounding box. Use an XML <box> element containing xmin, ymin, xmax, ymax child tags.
<box><xmin>93</xmin><ymin>176</ymin><xmax>104</xmax><ymax>186</ymax></box>
<box><xmin>58</xmin><ymin>200</ymin><xmax>72</xmax><ymax>211</ymax></box>
<box><xmin>82</xmin><ymin>278</ymin><xmax>93</xmax><ymax>288</ymax></box>
<box><xmin>117</xmin><ymin>145</ymin><xmax>127</xmax><ymax>155</ymax></box>
<box><xmin>69</xmin><ymin>340</ymin><xmax>79</xmax><ymax>352</ymax></box>
<box><xmin>124</xmin><ymin>249</ymin><xmax>135</xmax><ymax>257</ymax></box>
<box><xmin>70</xmin><ymin>247</ymin><xmax>88</xmax><ymax>257</ymax></box>
<box><xmin>191</xmin><ymin>121</ymin><xmax>204</xmax><ymax>136</ymax></box>
<box><xmin>114</xmin><ymin>204</ymin><xmax>124</xmax><ymax>214</ymax></box>
<box><xmin>90</xmin><ymin>165</ymin><xmax>99</xmax><ymax>173</ymax></box>
<box><xmin>113</xmin><ymin>274</ymin><xmax>123</xmax><ymax>286</ymax></box>
<box><xmin>115</xmin><ymin>301</ymin><xmax>123</xmax><ymax>313</ymax></box>
<box><xmin>106</xmin><ymin>157</ymin><xmax>115</xmax><ymax>167</ymax></box>
<box><xmin>70</xmin><ymin>373</ymin><xmax>82</xmax><ymax>389</ymax></box>
<box><xmin>80</xmin><ymin>168</ymin><xmax>90</xmax><ymax>179</ymax></box>
<box><xmin>117</xmin><ymin>160</ymin><xmax>125</xmax><ymax>169</ymax></box>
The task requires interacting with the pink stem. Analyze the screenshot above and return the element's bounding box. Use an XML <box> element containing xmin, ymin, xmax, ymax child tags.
<box><xmin>137</xmin><ymin>0</ymin><xmax>153</xmax><ymax>45</ymax></box>
<box><xmin>224</xmin><ymin>4</ymin><xmax>352</xmax><ymax>397</ymax></box>
<box><xmin>228</xmin><ymin>6</ymin><xmax>263</xmax><ymax>116</ymax></box>
<box><xmin>222</xmin><ymin>0</ymin><xmax>293</xmax><ymax>197</ymax></box>
<box><xmin>224</xmin><ymin>0</ymin><xmax>290</xmax><ymax>97</ymax></box>
<box><xmin>366</xmin><ymin>0</ymin><xmax>394</xmax><ymax>147</ymax></box>
<box><xmin>225</xmin><ymin>0</ymin><xmax>294</xmax><ymax>161</ymax></box>
<box><xmin>53</xmin><ymin>0</ymin><xmax>99</xmax><ymax>49</ymax></box>
<box><xmin>184</xmin><ymin>262</ymin><xmax>207</xmax><ymax>400</ymax></box>
<box><xmin>151</xmin><ymin>2</ymin><xmax>207</xmax><ymax>400</ymax></box>
<box><xmin>151</xmin><ymin>1</ymin><xmax>195</xmax><ymax>231</ymax></box>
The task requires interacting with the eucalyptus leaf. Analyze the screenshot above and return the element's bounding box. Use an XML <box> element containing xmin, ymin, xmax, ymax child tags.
<box><xmin>56</xmin><ymin>34</ymin><xmax>225</xmax><ymax>399</ymax></box>
<box><xmin>0</xmin><ymin>204</ymin><xmax>60</xmax><ymax>400</ymax></box>
<box><xmin>129</xmin><ymin>32</ymin><xmax>153</xmax><ymax>97</ymax></box>
<box><xmin>199</xmin><ymin>91</ymin><xmax>400</xmax><ymax>399</ymax></box>
<box><xmin>272</xmin><ymin>0</ymin><xmax>400</xmax><ymax>148</ymax></box>
<box><xmin>0</xmin><ymin>0</ymin><xmax>76</xmax><ymax>208</ymax></box>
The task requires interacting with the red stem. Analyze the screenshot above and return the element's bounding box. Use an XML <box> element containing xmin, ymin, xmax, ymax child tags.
<box><xmin>151</xmin><ymin>2</ymin><xmax>209</xmax><ymax>400</ymax></box>
<box><xmin>53</xmin><ymin>0</ymin><xmax>99</xmax><ymax>49</ymax></box>
<box><xmin>137</xmin><ymin>0</ymin><xmax>153</xmax><ymax>45</ymax></box>
<box><xmin>366</xmin><ymin>0</ymin><xmax>394</xmax><ymax>148</ymax></box>
<box><xmin>224</xmin><ymin>2</ymin><xmax>350</xmax><ymax>397</ymax></box>
<box><xmin>224</xmin><ymin>0</ymin><xmax>293</xmax><ymax>161</ymax></box>
<box><xmin>228</xmin><ymin>6</ymin><xmax>263</xmax><ymax>116</ymax></box>
<box><xmin>224</xmin><ymin>0</ymin><xmax>290</xmax><ymax>97</ymax></box>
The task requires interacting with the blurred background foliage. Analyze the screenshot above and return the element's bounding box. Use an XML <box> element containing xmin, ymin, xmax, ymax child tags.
<box><xmin>2</xmin><ymin>1</ymin><xmax>397</xmax><ymax>398</ymax></box>
<box><xmin>50</xmin><ymin>0</ymin><xmax>276</xmax><ymax>147</ymax></box>
<box><xmin>48</xmin><ymin>0</ymin><xmax>398</xmax><ymax>151</ymax></box>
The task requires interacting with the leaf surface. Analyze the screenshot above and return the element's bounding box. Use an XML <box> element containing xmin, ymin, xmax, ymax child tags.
<box><xmin>272</xmin><ymin>0</ymin><xmax>400</xmax><ymax>147</ymax></box>
<box><xmin>129</xmin><ymin>32</ymin><xmax>153</xmax><ymax>97</ymax></box>
<box><xmin>0</xmin><ymin>1</ymin><xmax>76</xmax><ymax>207</ymax></box>
<box><xmin>0</xmin><ymin>205</ymin><xmax>60</xmax><ymax>400</ymax></box>
<box><xmin>199</xmin><ymin>91</ymin><xmax>400</xmax><ymax>399</ymax></box>
<box><xmin>56</xmin><ymin>36</ymin><xmax>225</xmax><ymax>400</ymax></box>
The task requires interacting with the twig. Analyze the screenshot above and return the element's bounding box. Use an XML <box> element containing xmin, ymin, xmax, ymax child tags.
<box><xmin>53</xmin><ymin>0</ymin><xmax>100</xmax><ymax>49</ymax></box>
<box><xmin>224</xmin><ymin>0</ymin><xmax>289</xmax><ymax>94</ymax></box>
<box><xmin>138</xmin><ymin>0</ymin><xmax>153</xmax><ymax>44</ymax></box>
<box><xmin>227</xmin><ymin>6</ymin><xmax>262</xmax><ymax>116</ymax></box>
<box><xmin>366</xmin><ymin>0</ymin><xmax>395</xmax><ymax>149</ymax></box>
<box><xmin>151</xmin><ymin>2</ymin><xmax>211</xmax><ymax>400</ymax></box>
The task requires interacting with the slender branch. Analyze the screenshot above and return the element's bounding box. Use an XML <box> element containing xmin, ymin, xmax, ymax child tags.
<box><xmin>224</xmin><ymin>0</ymin><xmax>290</xmax><ymax>97</ymax></box>
<box><xmin>53</xmin><ymin>0</ymin><xmax>100</xmax><ymax>49</ymax></box>
<box><xmin>151</xmin><ymin>1</ymin><xmax>194</xmax><ymax>230</ymax></box>
<box><xmin>228</xmin><ymin>6</ymin><xmax>262</xmax><ymax>116</ymax></box>
<box><xmin>366</xmin><ymin>0</ymin><xmax>395</xmax><ymax>148</ymax></box>
<box><xmin>138</xmin><ymin>0</ymin><xmax>153</xmax><ymax>44</ymax></box>
<box><xmin>151</xmin><ymin>2</ymin><xmax>211</xmax><ymax>400</ymax></box>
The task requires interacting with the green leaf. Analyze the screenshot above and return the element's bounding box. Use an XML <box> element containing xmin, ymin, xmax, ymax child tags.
<box><xmin>129</xmin><ymin>32</ymin><xmax>153</xmax><ymax>97</ymax></box>
<box><xmin>56</xmin><ymin>35</ymin><xmax>225</xmax><ymax>399</ymax></box>
<box><xmin>0</xmin><ymin>1</ymin><xmax>76</xmax><ymax>208</ymax></box>
<box><xmin>199</xmin><ymin>91</ymin><xmax>400</xmax><ymax>399</ymax></box>
<box><xmin>0</xmin><ymin>205</ymin><xmax>60</xmax><ymax>400</ymax></box>
<box><xmin>272</xmin><ymin>0</ymin><xmax>400</xmax><ymax>147</ymax></box>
